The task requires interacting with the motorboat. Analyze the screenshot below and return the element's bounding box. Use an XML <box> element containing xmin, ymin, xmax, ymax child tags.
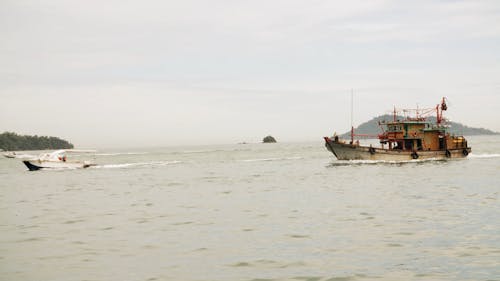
<box><xmin>3</xmin><ymin>152</ymin><xmax>17</xmax><ymax>158</ymax></box>
<box><xmin>3</xmin><ymin>151</ymin><xmax>37</xmax><ymax>159</ymax></box>
<box><xmin>22</xmin><ymin>150</ymin><xmax>96</xmax><ymax>171</ymax></box>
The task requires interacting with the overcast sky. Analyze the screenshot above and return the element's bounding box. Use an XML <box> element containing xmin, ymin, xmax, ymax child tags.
<box><xmin>1</xmin><ymin>0</ymin><xmax>499</xmax><ymax>148</ymax></box>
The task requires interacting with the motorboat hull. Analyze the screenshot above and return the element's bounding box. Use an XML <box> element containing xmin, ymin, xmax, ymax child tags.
<box><xmin>22</xmin><ymin>160</ymin><xmax>95</xmax><ymax>171</ymax></box>
<box><xmin>324</xmin><ymin>137</ymin><xmax>471</xmax><ymax>161</ymax></box>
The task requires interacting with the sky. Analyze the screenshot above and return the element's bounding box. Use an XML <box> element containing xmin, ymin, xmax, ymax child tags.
<box><xmin>1</xmin><ymin>0</ymin><xmax>499</xmax><ymax>148</ymax></box>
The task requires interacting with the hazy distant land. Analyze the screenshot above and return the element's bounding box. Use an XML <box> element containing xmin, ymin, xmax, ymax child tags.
<box><xmin>340</xmin><ymin>115</ymin><xmax>499</xmax><ymax>139</ymax></box>
<box><xmin>2</xmin><ymin>115</ymin><xmax>496</xmax><ymax>152</ymax></box>
<box><xmin>0</xmin><ymin>132</ymin><xmax>74</xmax><ymax>151</ymax></box>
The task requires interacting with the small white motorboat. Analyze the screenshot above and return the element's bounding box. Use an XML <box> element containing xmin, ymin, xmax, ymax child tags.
<box><xmin>3</xmin><ymin>151</ymin><xmax>37</xmax><ymax>159</ymax></box>
<box><xmin>3</xmin><ymin>152</ymin><xmax>17</xmax><ymax>158</ymax></box>
<box><xmin>22</xmin><ymin>150</ymin><xmax>96</xmax><ymax>171</ymax></box>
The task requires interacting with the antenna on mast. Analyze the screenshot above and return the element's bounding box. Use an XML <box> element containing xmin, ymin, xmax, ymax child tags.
<box><xmin>350</xmin><ymin>89</ymin><xmax>353</xmax><ymax>127</ymax></box>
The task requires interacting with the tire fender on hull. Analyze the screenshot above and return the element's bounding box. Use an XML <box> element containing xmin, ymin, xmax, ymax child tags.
<box><xmin>369</xmin><ymin>146</ymin><xmax>376</xmax><ymax>155</ymax></box>
<box><xmin>445</xmin><ymin>150</ymin><xmax>451</xmax><ymax>158</ymax></box>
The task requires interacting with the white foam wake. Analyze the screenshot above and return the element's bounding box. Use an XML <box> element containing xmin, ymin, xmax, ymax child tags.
<box><xmin>181</xmin><ymin>149</ymin><xmax>222</xmax><ymax>154</ymax></box>
<box><xmin>12</xmin><ymin>154</ymin><xmax>37</xmax><ymax>159</ymax></box>
<box><xmin>94</xmin><ymin>160</ymin><xmax>182</xmax><ymax>169</ymax></box>
<box><xmin>328</xmin><ymin>158</ymin><xmax>445</xmax><ymax>166</ymax></box>
<box><xmin>240</xmin><ymin>156</ymin><xmax>303</xmax><ymax>162</ymax></box>
<box><xmin>95</xmin><ymin>152</ymin><xmax>149</xmax><ymax>156</ymax></box>
<box><xmin>468</xmin><ymin>153</ymin><xmax>500</xmax><ymax>159</ymax></box>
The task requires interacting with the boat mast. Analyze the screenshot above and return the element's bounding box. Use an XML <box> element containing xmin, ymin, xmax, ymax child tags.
<box><xmin>436</xmin><ymin>104</ymin><xmax>440</xmax><ymax>125</ymax></box>
<box><xmin>350</xmin><ymin>89</ymin><xmax>354</xmax><ymax>144</ymax></box>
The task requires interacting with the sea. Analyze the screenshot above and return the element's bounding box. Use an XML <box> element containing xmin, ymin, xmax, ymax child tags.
<box><xmin>1</xmin><ymin>135</ymin><xmax>499</xmax><ymax>281</ymax></box>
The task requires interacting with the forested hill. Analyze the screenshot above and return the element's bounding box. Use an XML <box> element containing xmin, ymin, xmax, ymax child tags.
<box><xmin>0</xmin><ymin>132</ymin><xmax>74</xmax><ymax>151</ymax></box>
<box><xmin>340</xmin><ymin>115</ymin><xmax>499</xmax><ymax>138</ymax></box>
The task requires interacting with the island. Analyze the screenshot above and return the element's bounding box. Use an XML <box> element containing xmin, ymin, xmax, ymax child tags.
<box><xmin>0</xmin><ymin>132</ymin><xmax>74</xmax><ymax>151</ymax></box>
<box><xmin>339</xmin><ymin>115</ymin><xmax>499</xmax><ymax>139</ymax></box>
<box><xmin>262</xmin><ymin>135</ymin><xmax>277</xmax><ymax>143</ymax></box>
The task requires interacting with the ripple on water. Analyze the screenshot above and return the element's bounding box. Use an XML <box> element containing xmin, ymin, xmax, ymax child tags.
<box><xmin>230</xmin><ymin>259</ymin><xmax>307</xmax><ymax>270</ymax></box>
<box><xmin>17</xmin><ymin>224</ymin><xmax>39</xmax><ymax>229</ymax></box>
<box><xmin>15</xmin><ymin>237</ymin><xmax>44</xmax><ymax>243</ymax></box>
<box><xmin>63</xmin><ymin>219</ymin><xmax>86</xmax><ymax>224</ymax></box>
<box><xmin>287</xmin><ymin>234</ymin><xmax>310</xmax><ymax>239</ymax></box>
<box><xmin>395</xmin><ymin>232</ymin><xmax>415</xmax><ymax>236</ymax></box>
<box><xmin>279</xmin><ymin>261</ymin><xmax>307</xmax><ymax>268</ymax></box>
<box><xmin>192</xmin><ymin>247</ymin><xmax>208</xmax><ymax>252</ymax></box>
<box><xmin>230</xmin><ymin>259</ymin><xmax>278</xmax><ymax>268</ymax></box>
<box><xmin>247</xmin><ymin>277</ymin><xmax>361</xmax><ymax>281</ymax></box>
<box><xmin>231</xmin><ymin>262</ymin><xmax>252</xmax><ymax>267</ymax></box>
<box><xmin>292</xmin><ymin>277</ymin><xmax>322</xmax><ymax>281</ymax></box>
<box><xmin>171</xmin><ymin>221</ymin><xmax>193</xmax><ymax>226</ymax></box>
<box><xmin>323</xmin><ymin>277</ymin><xmax>357</xmax><ymax>281</ymax></box>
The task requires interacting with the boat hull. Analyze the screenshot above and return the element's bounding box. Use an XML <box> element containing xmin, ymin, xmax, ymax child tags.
<box><xmin>22</xmin><ymin>160</ymin><xmax>95</xmax><ymax>171</ymax></box>
<box><xmin>324</xmin><ymin>137</ymin><xmax>471</xmax><ymax>161</ymax></box>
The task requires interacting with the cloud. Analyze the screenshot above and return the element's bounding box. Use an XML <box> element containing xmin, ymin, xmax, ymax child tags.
<box><xmin>1</xmin><ymin>0</ymin><xmax>500</xmax><ymax>146</ymax></box>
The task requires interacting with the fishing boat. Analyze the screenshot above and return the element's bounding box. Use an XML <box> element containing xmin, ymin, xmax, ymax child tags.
<box><xmin>22</xmin><ymin>149</ymin><xmax>96</xmax><ymax>171</ymax></box>
<box><xmin>324</xmin><ymin>97</ymin><xmax>471</xmax><ymax>160</ymax></box>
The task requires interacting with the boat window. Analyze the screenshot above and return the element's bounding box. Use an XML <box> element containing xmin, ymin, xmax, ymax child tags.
<box><xmin>388</xmin><ymin>125</ymin><xmax>402</xmax><ymax>132</ymax></box>
<box><xmin>439</xmin><ymin>137</ymin><xmax>445</xmax><ymax>149</ymax></box>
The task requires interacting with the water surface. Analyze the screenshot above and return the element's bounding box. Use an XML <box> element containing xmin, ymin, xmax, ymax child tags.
<box><xmin>1</xmin><ymin>136</ymin><xmax>499</xmax><ymax>281</ymax></box>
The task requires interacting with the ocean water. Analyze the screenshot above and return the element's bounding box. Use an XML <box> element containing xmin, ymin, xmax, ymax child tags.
<box><xmin>1</xmin><ymin>135</ymin><xmax>499</xmax><ymax>281</ymax></box>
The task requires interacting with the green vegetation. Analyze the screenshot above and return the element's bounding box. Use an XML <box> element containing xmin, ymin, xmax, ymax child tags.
<box><xmin>262</xmin><ymin>135</ymin><xmax>277</xmax><ymax>143</ymax></box>
<box><xmin>0</xmin><ymin>132</ymin><xmax>74</xmax><ymax>151</ymax></box>
<box><xmin>340</xmin><ymin>115</ymin><xmax>499</xmax><ymax>138</ymax></box>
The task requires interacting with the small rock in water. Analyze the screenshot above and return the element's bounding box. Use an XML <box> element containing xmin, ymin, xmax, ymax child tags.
<box><xmin>262</xmin><ymin>135</ymin><xmax>277</xmax><ymax>143</ymax></box>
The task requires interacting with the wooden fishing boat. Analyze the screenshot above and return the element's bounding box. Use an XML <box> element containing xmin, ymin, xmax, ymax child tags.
<box><xmin>324</xmin><ymin>97</ymin><xmax>471</xmax><ymax>160</ymax></box>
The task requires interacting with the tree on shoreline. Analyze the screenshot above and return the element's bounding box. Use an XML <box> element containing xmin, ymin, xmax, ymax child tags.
<box><xmin>0</xmin><ymin>132</ymin><xmax>74</xmax><ymax>151</ymax></box>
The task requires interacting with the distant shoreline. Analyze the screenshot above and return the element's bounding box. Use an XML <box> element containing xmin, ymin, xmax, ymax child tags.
<box><xmin>0</xmin><ymin>132</ymin><xmax>74</xmax><ymax>151</ymax></box>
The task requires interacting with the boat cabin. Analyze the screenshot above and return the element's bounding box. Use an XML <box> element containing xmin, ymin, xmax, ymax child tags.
<box><xmin>379</xmin><ymin>118</ymin><xmax>467</xmax><ymax>152</ymax></box>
